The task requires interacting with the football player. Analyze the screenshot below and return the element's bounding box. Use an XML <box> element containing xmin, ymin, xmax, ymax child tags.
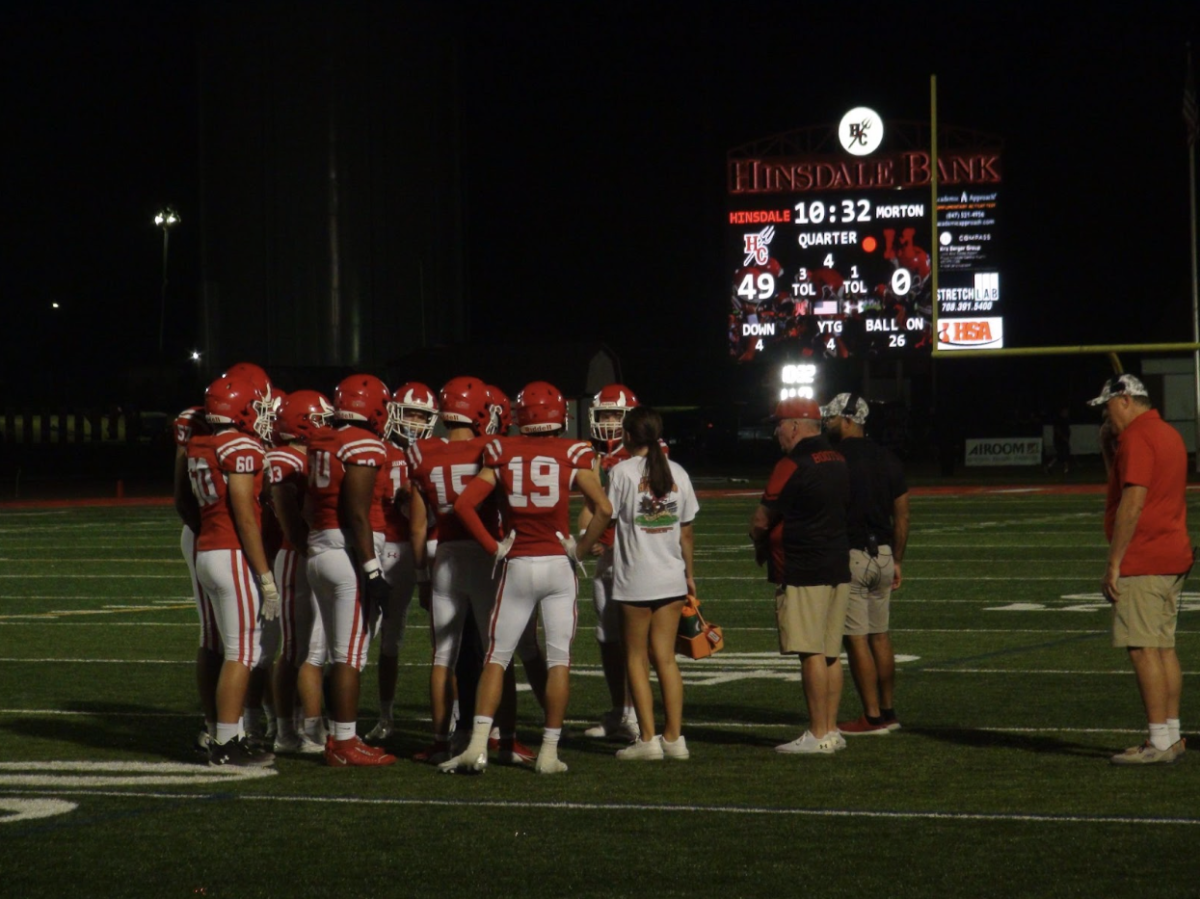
<box><xmin>442</xmin><ymin>381</ymin><xmax>612</xmax><ymax>775</ymax></box>
<box><xmin>489</xmin><ymin>385</ymin><xmax>549</xmax><ymax>712</ymax></box>
<box><xmin>304</xmin><ymin>374</ymin><xmax>397</xmax><ymax>767</ymax></box>
<box><xmin>578</xmin><ymin>383</ymin><xmax>643</xmax><ymax>742</ymax></box>
<box><xmin>364</xmin><ymin>381</ymin><xmax>438</xmax><ymax>743</ymax></box>
<box><xmin>266</xmin><ymin>390</ymin><xmax>335</xmax><ymax>753</ymax></box>
<box><xmin>172</xmin><ymin>402</ymin><xmax>220</xmax><ymax>751</ymax></box>
<box><xmin>188</xmin><ymin>374</ymin><xmax>279</xmax><ymax>766</ymax></box>
<box><xmin>407</xmin><ymin>379</ymin><xmax>533</xmax><ymax>764</ymax></box>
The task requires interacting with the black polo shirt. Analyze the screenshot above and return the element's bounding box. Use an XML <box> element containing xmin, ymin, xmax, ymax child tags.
<box><xmin>761</xmin><ymin>433</ymin><xmax>850</xmax><ymax>587</ymax></box>
<box><xmin>836</xmin><ymin>436</ymin><xmax>908</xmax><ymax>551</ymax></box>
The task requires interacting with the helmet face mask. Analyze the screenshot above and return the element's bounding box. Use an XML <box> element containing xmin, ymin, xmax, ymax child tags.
<box><xmin>486</xmin><ymin>385</ymin><xmax>511</xmax><ymax>436</ymax></box>
<box><xmin>205</xmin><ymin>375</ymin><xmax>272</xmax><ymax>441</ymax></box>
<box><xmin>277</xmin><ymin>390</ymin><xmax>334</xmax><ymax>444</ymax></box>
<box><xmin>516</xmin><ymin>381</ymin><xmax>567</xmax><ymax>434</ymax></box>
<box><xmin>386</xmin><ymin>382</ymin><xmax>439</xmax><ymax>443</ymax></box>
<box><xmin>589</xmin><ymin>383</ymin><xmax>639</xmax><ymax>444</ymax></box>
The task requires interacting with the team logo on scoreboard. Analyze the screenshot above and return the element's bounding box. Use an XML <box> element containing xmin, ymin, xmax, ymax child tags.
<box><xmin>937</xmin><ymin>317</ymin><xmax>1003</xmax><ymax>350</ymax></box>
<box><xmin>838</xmin><ymin>107</ymin><xmax>884</xmax><ymax>157</ymax></box>
<box><xmin>742</xmin><ymin>225</ymin><xmax>775</xmax><ymax>266</ymax></box>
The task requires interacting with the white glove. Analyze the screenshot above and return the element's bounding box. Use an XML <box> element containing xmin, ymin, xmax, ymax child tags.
<box><xmin>258</xmin><ymin>571</ymin><xmax>280</xmax><ymax>621</ymax></box>
<box><xmin>556</xmin><ymin>531</ymin><xmax>587</xmax><ymax>577</ymax></box>
<box><xmin>492</xmin><ymin>531</ymin><xmax>516</xmax><ymax>578</ymax></box>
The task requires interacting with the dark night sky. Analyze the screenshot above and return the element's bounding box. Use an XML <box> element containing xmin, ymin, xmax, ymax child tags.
<box><xmin>2</xmin><ymin>2</ymin><xmax>1199</xmax><ymax>401</ymax></box>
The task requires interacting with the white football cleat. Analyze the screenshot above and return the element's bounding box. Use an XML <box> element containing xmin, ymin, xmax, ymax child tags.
<box><xmin>438</xmin><ymin>750</ymin><xmax>488</xmax><ymax>775</ymax></box>
<box><xmin>364</xmin><ymin>720</ymin><xmax>394</xmax><ymax>743</ymax></box>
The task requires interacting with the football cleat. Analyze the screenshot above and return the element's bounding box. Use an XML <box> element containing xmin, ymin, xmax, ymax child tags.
<box><xmin>583</xmin><ymin>710</ymin><xmax>639</xmax><ymax>742</ymax></box>
<box><xmin>534</xmin><ymin>753</ymin><xmax>568</xmax><ymax>775</ymax></box>
<box><xmin>438</xmin><ymin>749</ymin><xmax>488</xmax><ymax>774</ymax></box>
<box><xmin>273</xmin><ymin>732</ymin><xmax>325</xmax><ymax>755</ymax></box>
<box><xmin>324</xmin><ymin>735</ymin><xmax>397</xmax><ymax>767</ymax></box>
<box><xmin>616</xmin><ymin>738</ymin><xmax>664</xmax><ymax>761</ymax></box>
<box><xmin>837</xmin><ymin>716</ymin><xmax>892</xmax><ymax>736</ymax></box>
<box><xmin>208</xmin><ymin>736</ymin><xmax>275</xmax><ymax>768</ymax></box>
<box><xmin>412</xmin><ymin>740</ymin><xmax>452</xmax><ymax>764</ymax></box>
<box><xmin>491</xmin><ymin>736</ymin><xmax>536</xmax><ymax>765</ymax></box>
<box><xmin>364</xmin><ymin>720</ymin><xmax>394</xmax><ymax>743</ymax></box>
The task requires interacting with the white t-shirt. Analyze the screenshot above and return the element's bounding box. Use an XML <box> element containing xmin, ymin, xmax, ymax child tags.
<box><xmin>607</xmin><ymin>455</ymin><xmax>699</xmax><ymax>602</ymax></box>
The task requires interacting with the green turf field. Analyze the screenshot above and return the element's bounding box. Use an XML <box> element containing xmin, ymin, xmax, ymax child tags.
<box><xmin>2</xmin><ymin>488</ymin><xmax>1199</xmax><ymax>898</ymax></box>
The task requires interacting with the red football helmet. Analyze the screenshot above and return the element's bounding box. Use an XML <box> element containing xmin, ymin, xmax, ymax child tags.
<box><xmin>221</xmin><ymin>362</ymin><xmax>272</xmax><ymax>401</ymax></box>
<box><xmin>333</xmin><ymin>374</ymin><xmax>391</xmax><ymax>437</ymax></box>
<box><xmin>439</xmin><ymin>376</ymin><xmax>493</xmax><ymax>434</ymax></box>
<box><xmin>204</xmin><ymin>375</ymin><xmax>272</xmax><ymax>441</ymax></box>
<box><xmin>589</xmin><ymin>383</ymin><xmax>639</xmax><ymax>444</ymax></box>
<box><xmin>277</xmin><ymin>390</ymin><xmax>334</xmax><ymax>444</ymax></box>
<box><xmin>386</xmin><ymin>381</ymin><xmax>439</xmax><ymax>443</ymax></box>
<box><xmin>515</xmin><ymin>381</ymin><xmax>567</xmax><ymax>434</ymax></box>
<box><xmin>486</xmin><ymin>385</ymin><xmax>512</xmax><ymax>436</ymax></box>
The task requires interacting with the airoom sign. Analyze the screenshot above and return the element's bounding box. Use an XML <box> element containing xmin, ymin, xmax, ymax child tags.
<box><xmin>964</xmin><ymin>437</ymin><xmax>1042</xmax><ymax>466</ymax></box>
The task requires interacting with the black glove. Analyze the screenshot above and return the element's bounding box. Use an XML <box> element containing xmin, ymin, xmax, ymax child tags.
<box><xmin>364</xmin><ymin>569</ymin><xmax>390</xmax><ymax>632</ymax></box>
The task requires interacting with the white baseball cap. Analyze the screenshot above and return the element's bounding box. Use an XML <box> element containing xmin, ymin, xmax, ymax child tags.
<box><xmin>1087</xmin><ymin>374</ymin><xmax>1149</xmax><ymax>407</ymax></box>
<box><xmin>820</xmin><ymin>393</ymin><xmax>869</xmax><ymax>425</ymax></box>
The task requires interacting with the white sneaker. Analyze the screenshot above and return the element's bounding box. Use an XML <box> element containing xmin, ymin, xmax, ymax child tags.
<box><xmin>274</xmin><ymin>732</ymin><xmax>325</xmax><ymax>755</ymax></box>
<box><xmin>616</xmin><ymin>738</ymin><xmax>664</xmax><ymax>761</ymax></box>
<box><xmin>535</xmin><ymin>753</ymin><xmax>568</xmax><ymax>775</ymax></box>
<box><xmin>775</xmin><ymin>730</ymin><xmax>836</xmax><ymax>755</ymax></box>
<box><xmin>827</xmin><ymin>731</ymin><xmax>847</xmax><ymax>752</ymax></box>
<box><xmin>660</xmin><ymin>735</ymin><xmax>690</xmax><ymax>760</ymax></box>
<box><xmin>437</xmin><ymin>749</ymin><xmax>488</xmax><ymax>774</ymax></box>
<box><xmin>365</xmin><ymin>720</ymin><xmax>394</xmax><ymax>742</ymax></box>
<box><xmin>584</xmin><ymin>710</ymin><xmax>639</xmax><ymax>741</ymax></box>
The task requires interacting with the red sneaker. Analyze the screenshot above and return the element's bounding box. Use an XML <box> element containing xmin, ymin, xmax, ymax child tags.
<box><xmin>837</xmin><ymin>716</ymin><xmax>892</xmax><ymax>736</ymax></box>
<box><xmin>325</xmin><ymin>735</ymin><xmax>397</xmax><ymax>767</ymax></box>
<box><xmin>490</xmin><ymin>735</ymin><xmax>536</xmax><ymax>765</ymax></box>
<box><xmin>412</xmin><ymin>740</ymin><xmax>452</xmax><ymax>764</ymax></box>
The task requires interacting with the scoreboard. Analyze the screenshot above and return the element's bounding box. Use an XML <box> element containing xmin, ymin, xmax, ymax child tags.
<box><xmin>727</xmin><ymin>113</ymin><xmax>1002</xmax><ymax>360</ymax></box>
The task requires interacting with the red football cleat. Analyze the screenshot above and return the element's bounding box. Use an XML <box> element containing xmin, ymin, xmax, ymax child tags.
<box><xmin>491</xmin><ymin>735</ymin><xmax>536</xmax><ymax>765</ymax></box>
<box><xmin>325</xmin><ymin>735</ymin><xmax>397</xmax><ymax>767</ymax></box>
<box><xmin>837</xmin><ymin>716</ymin><xmax>892</xmax><ymax>736</ymax></box>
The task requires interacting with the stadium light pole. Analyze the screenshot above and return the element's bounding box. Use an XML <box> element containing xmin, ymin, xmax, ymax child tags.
<box><xmin>154</xmin><ymin>206</ymin><xmax>181</xmax><ymax>357</ymax></box>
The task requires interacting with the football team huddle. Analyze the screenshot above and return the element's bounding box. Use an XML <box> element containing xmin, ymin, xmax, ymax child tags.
<box><xmin>174</xmin><ymin>363</ymin><xmax>655</xmax><ymax>774</ymax></box>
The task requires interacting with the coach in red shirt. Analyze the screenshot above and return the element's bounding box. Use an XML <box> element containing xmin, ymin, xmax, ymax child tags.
<box><xmin>749</xmin><ymin>397</ymin><xmax>850</xmax><ymax>756</ymax></box>
<box><xmin>1092</xmin><ymin>374</ymin><xmax>1193</xmax><ymax>765</ymax></box>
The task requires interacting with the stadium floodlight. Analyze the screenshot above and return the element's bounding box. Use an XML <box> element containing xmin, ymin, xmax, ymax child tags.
<box><xmin>154</xmin><ymin>206</ymin><xmax>181</xmax><ymax>356</ymax></box>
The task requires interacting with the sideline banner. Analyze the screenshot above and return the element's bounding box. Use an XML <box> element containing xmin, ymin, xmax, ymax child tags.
<box><xmin>964</xmin><ymin>437</ymin><xmax>1042</xmax><ymax>466</ymax></box>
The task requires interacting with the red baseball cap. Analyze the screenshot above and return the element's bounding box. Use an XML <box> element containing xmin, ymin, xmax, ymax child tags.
<box><xmin>764</xmin><ymin>397</ymin><xmax>822</xmax><ymax>422</ymax></box>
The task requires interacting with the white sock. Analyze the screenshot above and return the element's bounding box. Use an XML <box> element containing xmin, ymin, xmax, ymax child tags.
<box><xmin>262</xmin><ymin>700</ymin><xmax>275</xmax><ymax>721</ymax></box>
<box><xmin>622</xmin><ymin>706</ymin><xmax>636</xmax><ymax>720</ymax></box>
<box><xmin>462</xmin><ymin>717</ymin><xmax>491</xmax><ymax>755</ymax></box>
<box><xmin>215</xmin><ymin>722</ymin><xmax>240</xmax><ymax>744</ymax></box>
<box><xmin>275</xmin><ymin>717</ymin><xmax>298</xmax><ymax>741</ymax></box>
<box><xmin>243</xmin><ymin>707</ymin><xmax>264</xmax><ymax>736</ymax></box>
<box><xmin>332</xmin><ymin>720</ymin><xmax>357</xmax><ymax>742</ymax></box>
<box><xmin>1149</xmin><ymin>722</ymin><xmax>1171</xmax><ymax>751</ymax></box>
<box><xmin>542</xmin><ymin>727</ymin><xmax>562</xmax><ymax>745</ymax></box>
<box><xmin>1167</xmin><ymin>718</ymin><xmax>1182</xmax><ymax>744</ymax></box>
<box><xmin>303</xmin><ymin>717</ymin><xmax>325</xmax><ymax>742</ymax></box>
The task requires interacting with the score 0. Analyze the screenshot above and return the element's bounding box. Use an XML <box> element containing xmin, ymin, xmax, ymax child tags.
<box><xmin>779</xmin><ymin>363</ymin><xmax>818</xmax><ymax>401</ymax></box>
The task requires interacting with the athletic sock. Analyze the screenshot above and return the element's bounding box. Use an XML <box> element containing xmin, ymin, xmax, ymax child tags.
<box><xmin>880</xmin><ymin>708</ymin><xmax>897</xmax><ymax>723</ymax></box>
<box><xmin>275</xmin><ymin>717</ymin><xmax>298</xmax><ymax>742</ymax></box>
<box><xmin>215</xmin><ymin>722</ymin><xmax>240</xmax><ymax>744</ymax></box>
<box><xmin>465</xmin><ymin>716</ymin><xmax>493</xmax><ymax>758</ymax></box>
<box><xmin>1149</xmin><ymin>722</ymin><xmax>1171</xmax><ymax>751</ymax></box>
<box><xmin>332</xmin><ymin>720</ymin><xmax>357</xmax><ymax>742</ymax></box>
<box><xmin>866</xmin><ymin>714</ymin><xmax>884</xmax><ymax>726</ymax></box>
<box><xmin>303</xmin><ymin>717</ymin><xmax>325</xmax><ymax>742</ymax></box>
<box><xmin>243</xmin><ymin>707</ymin><xmax>264</xmax><ymax>737</ymax></box>
<box><xmin>1168</xmin><ymin>718</ymin><xmax>1182</xmax><ymax>744</ymax></box>
<box><xmin>540</xmin><ymin>727</ymin><xmax>562</xmax><ymax>760</ymax></box>
<box><xmin>621</xmin><ymin>705</ymin><xmax>636</xmax><ymax>721</ymax></box>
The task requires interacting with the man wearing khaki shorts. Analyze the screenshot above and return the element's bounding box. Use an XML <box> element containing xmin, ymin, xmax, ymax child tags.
<box><xmin>822</xmin><ymin>392</ymin><xmax>909</xmax><ymax>735</ymax></box>
<box><xmin>1091</xmin><ymin>374</ymin><xmax>1193</xmax><ymax>765</ymax></box>
<box><xmin>749</xmin><ymin>397</ymin><xmax>850</xmax><ymax>756</ymax></box>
